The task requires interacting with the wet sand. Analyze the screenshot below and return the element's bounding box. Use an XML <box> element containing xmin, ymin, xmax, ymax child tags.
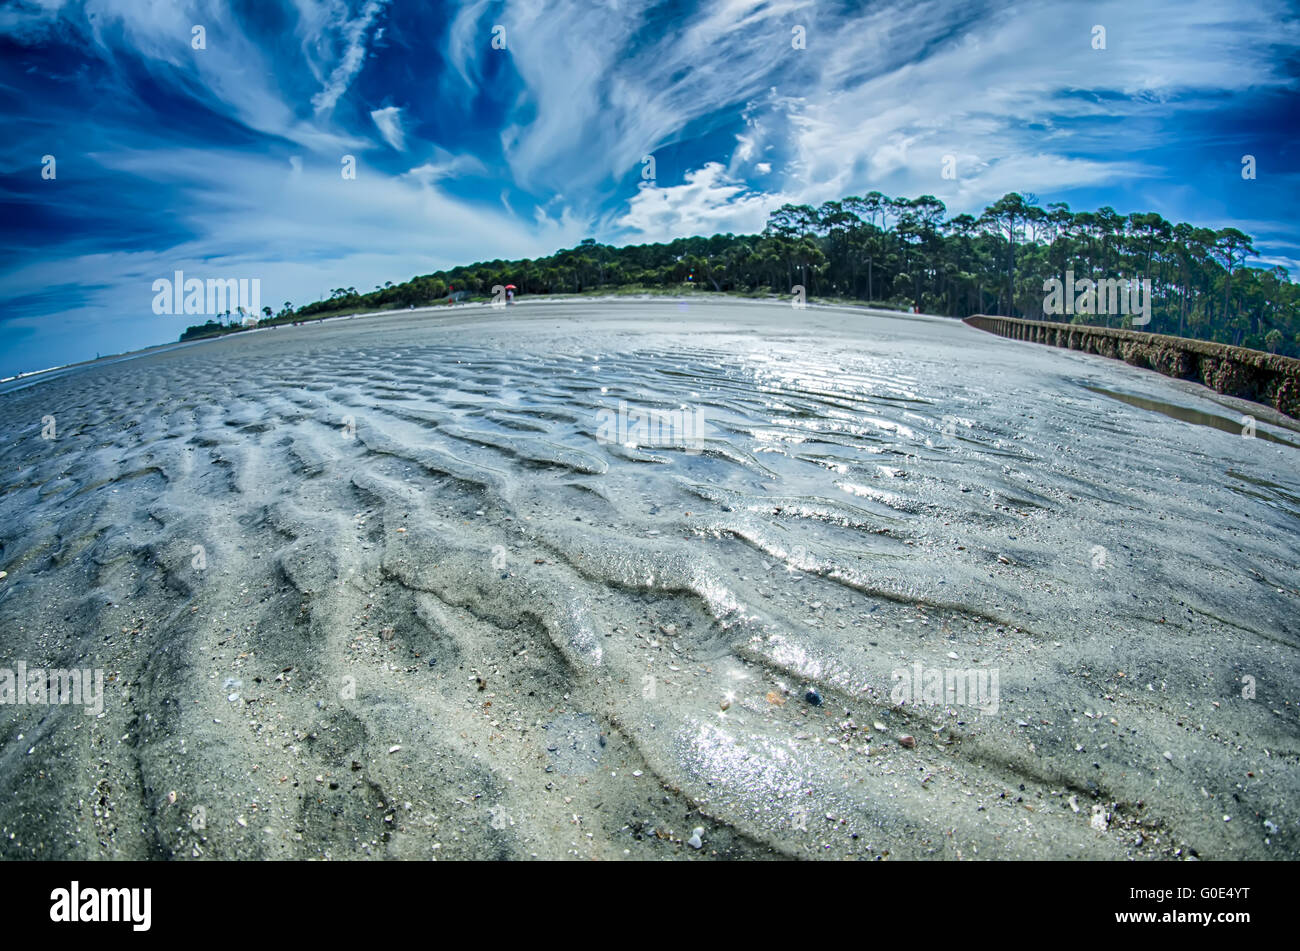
<box><xmin>0</xmin><ymin>298</ymin><xmax>1296</xmax><ymax>860</ymax></box>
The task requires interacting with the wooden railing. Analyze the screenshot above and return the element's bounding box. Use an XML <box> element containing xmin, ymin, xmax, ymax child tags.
<box><xmin>963</xmin><ymin>315</ymin><xmax>1300</xmax><ymax>420</ymax></box>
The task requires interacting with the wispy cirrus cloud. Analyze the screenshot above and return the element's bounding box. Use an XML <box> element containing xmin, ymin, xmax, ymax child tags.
<box><xmin>370</xmin><ymin>104</ymin><xmax>406</xmax><ymax>150</ymax></box>
<box><xmin>309</xmin><ymin>0</ymin><xmax>389</xmax><ymax>113</ymax></box>
<box><xmin>1</xmin><ymin>0</ymin><xmax>1297</xmax><ymax>377</ymax></box>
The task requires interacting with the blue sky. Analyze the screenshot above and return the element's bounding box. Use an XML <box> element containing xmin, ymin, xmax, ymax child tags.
<box><xmin>2</xmin><ymin>0</ymin><xmax>1298</xmax><ymax>377</ymax></box>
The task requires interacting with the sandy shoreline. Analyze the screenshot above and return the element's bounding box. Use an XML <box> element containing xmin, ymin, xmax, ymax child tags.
<box><xmin>0</xmin><ymin>300</ymin><xmax>1295</xmax><ymax>859</ymax></box>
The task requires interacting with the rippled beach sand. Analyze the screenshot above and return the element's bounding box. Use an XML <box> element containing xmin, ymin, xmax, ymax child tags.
<box><xmin>1</xmin><ymin>299</ymin><xmax>1296</xmax><ymax>860</ymax></box>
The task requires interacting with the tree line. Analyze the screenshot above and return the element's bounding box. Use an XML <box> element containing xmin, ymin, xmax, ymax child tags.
<box><xmin>200</xmin><ymin>192</ymin><xmax>1300</xmax><ymax>356</ymax></box>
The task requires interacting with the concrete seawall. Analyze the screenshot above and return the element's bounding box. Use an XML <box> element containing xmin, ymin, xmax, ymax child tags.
<box><xmin>964</xmin><ymin>314</ymin><xmax>1300</xmax><ymax>420</ymax></box>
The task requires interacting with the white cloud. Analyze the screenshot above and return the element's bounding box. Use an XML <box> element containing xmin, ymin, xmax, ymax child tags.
<box><xmin>0</xmin><ymin>145</ymin><xmax>591</xmax><ymax>368</ymax></box>
<box><xmin>0</xmin><ymin>0</ymin><xmax>387</xmax><ymax>153</ymax></box>
<box><xmin>446</xmin><ymin>0</ymin><xmax>491</xmax><ymax>89</ymax></box>
<box><xmin>616</xmin><ymin>163</ymin><xmax>779</xmax><ymax>241</ymax></box>
<box><xmin>310</xmin><ymin>0</ymin><xmax>388</xmax><ymax>114</ymax></box>
<box><xmin>773</xmin><ymin>0</ymin><xmax>1299</xmax><ymax>215</ymax></box>
<box><xmin>370</xmin><ymin>106</ymin><xmax>406</xmax><ymax>151</ymax></box>
<box><xmin>403</xmin><ymin>148</ymin><xmax>488</xmax><ymax>184</ymax></box>
<box><xmin>436</xmin><ymin>0</ymin><xmax>1300</xmax><ymax>236</ymax></box>
<box><xmin>4</xmin><ymin>0</ymin><xmax>1299</xmax><ymax>374</ymax></box>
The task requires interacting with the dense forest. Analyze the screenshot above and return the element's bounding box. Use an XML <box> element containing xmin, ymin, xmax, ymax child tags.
<box><xmin>189</xmin><ymin>192</ymin><xmax>1300</xmax><ymax>357</ymax></box>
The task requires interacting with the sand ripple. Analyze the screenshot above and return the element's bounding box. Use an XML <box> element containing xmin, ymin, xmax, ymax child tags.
<box><xmin>0</xmin><ymin>301</ymin><xmax>1296</xmax><ymax>859</ymax></box>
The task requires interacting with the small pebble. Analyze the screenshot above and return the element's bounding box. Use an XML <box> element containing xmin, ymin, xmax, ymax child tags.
<box><xmin>687</xmin><ymin>827</ymin><xmax>704</xmax><ymax>850</ymax></box>
<box><xmin>804</xmin><ymin>689</ymin><xmax>822</xmax><ymax>706</ymax></box>
<box><xmin>898</xmin><ymin>735</ymin><xmax>916</xmax><ymax>748</ymax></box>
